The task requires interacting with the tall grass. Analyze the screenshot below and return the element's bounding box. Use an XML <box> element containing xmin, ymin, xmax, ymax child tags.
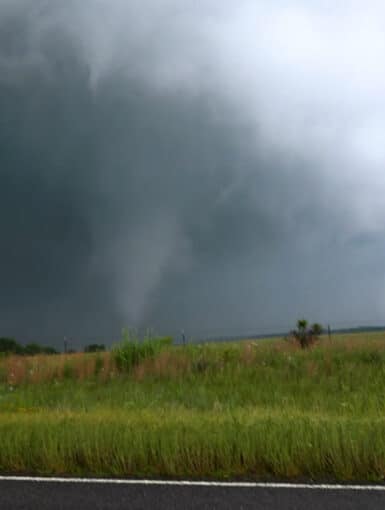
<box><xmin>1</xmin><ymin>409</ymin><xmax>385</xmax><ymax>480</ymax></box>
<box><xmin>112</xmin><ymin>329</ymin><xmax>173</xmax><ymax>373</ymax></box>
<box><xmin>1</xmin><ymin>331</ymin><xmax>385</xmax><ymax>480</ymax></box>
<box><xmin>0</xmin><ymin>352</ymin><xmax>116</xmax><ymax>385</ymax></box>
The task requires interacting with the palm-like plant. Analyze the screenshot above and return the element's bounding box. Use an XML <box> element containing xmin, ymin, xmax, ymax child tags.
<box><xmin>291</xmin><ymin>319</ymin><xmax>323</xmax><ymax>348</ymax></box>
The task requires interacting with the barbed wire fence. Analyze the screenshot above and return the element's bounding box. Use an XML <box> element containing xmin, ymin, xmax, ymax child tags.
<box><xmin>55</xmin><ymin>317</ymin><xmax>385</xmax><ymax>352</ymax></box>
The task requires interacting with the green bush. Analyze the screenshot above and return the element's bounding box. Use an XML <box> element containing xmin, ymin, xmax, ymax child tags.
<box><xmin>0</xmin><ymin>337</ymin><xmax>23</xmax><ymax>355</ymax></box>
<box><xmin>290</xmin><ymin>319</ymin><xmax>323</xmax><ymax>349</ymax></box>
<box><xmin>112</xmin><ymin>329</ymin><xmax>173</xmax><ymax>373</ymax></box>
<box><xmin>84</xmin><ymin>344</ymin><xmax>106</xmax><ymax>353</ymax></box>
<box><xmin>24</xmin><ymin>343</ymin><xmax>44</xmax><ymax>355</ymax></box>
<box><xmin>41</xmin><ymin>346</ymin><xmax>58</xmax><ymax>355</ymax></box>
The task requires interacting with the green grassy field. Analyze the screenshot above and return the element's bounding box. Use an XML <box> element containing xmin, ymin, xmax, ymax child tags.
<box><xmin>1</xmin><ymin>332</ymin><xmax>385</xmax><ymax>481</ymax></box>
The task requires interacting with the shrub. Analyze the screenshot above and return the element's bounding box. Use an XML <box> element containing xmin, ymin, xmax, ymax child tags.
<box><xmin>84</xmin><ymin>344</ymin><xmax>106</xmax><ymax>353</ymax></box>
<box><xmin>42</xmin><ymin>346</ymin><xmax>58</xmax><ymax>355</ymax></box>
<box><xmin>290</xmin><ymin>319</ymin><xmax>323</xmax><ymax>349</ymax></box>
<box><xmin>0</xmin><ymin>337</ymin><xmax>23</xmax><ymax>355</ymax></box>
<box><xmin>112</xmin><ymin>329</ymin><xmax>173</xmax><ymax>373</ymax></box>
<box><xmin>23</xmin><ymin>343</ymin><xmax>58</xmax><ymax>355</ymax></box>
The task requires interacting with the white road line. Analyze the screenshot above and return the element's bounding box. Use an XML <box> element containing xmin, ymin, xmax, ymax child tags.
<box><xmin>0</xmin><ymin>476</ymin><xmax>385</xmax><ymax>490</ymax></box>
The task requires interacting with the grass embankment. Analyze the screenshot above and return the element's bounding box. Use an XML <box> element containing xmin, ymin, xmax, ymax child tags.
<box><xmin>1</xmin><ymin>332</ymin><xmax>385</xmax><ymax>481</ymax></box>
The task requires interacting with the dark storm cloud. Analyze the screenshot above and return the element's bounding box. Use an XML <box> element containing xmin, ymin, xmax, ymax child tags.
<box><xmin>1</xmin><ymin>1</ymin><xmax>385</xmax><ymax>345</ymax></box>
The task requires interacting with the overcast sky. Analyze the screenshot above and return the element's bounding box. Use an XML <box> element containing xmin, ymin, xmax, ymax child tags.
<box><xmin>1</xmin><ymin>0</ymin><xmax>385</xmax><ymax>346</ymax></box>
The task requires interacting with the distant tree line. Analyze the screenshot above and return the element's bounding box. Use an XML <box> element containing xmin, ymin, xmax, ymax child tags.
<box><xmin>0</xmin><ymin>337</ymin><xmax>107</xmax><ymax>356</ymax></box>
<box><xmin>0</xmin><ymin>337</ymin><xmax>58</xmax><ymax>355</ymax></box>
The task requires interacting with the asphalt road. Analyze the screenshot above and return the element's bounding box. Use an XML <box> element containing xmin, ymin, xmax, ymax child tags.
<box><xmin>1</xmin><ymin>479</ymin><xmax>385</xmax><ymax>509</ymax></box>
